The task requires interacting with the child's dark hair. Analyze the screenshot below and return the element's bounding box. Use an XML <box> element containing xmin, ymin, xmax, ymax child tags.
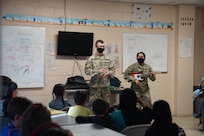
<box><xmin>2</xmin><ymin>81</ymin><xmax>18</xmax><ymax>99</ymax></box>
<box><xmin>3</xmin><ymin>81</ymin><xmax>18</xmax><ymax>116</ymax></box>
<box><xmin>19</xmin><ymin>103</ymin><xmax>52</xmax><ymax>136</ymax></box>
<box><xmin>7</xmin><ymin>97</ymin><xmax>33</xmax><ymax>120</ymax></box>
<box><xmin>92</xmin><ymin>99</ymin><xmax>109</xmax><ymax>115</ymax></box>
<box><xmin>31</xmin><ymin>122</ymin><xmax>70</xmax><ymax>136</ymax></box>
<box><xmin>52</xmin><ymin>84</ymin><xmax>66</xmax><ymax>104</ymax></box>
<box><xmin>0</xmin><ymin>75</ymin><xmax>12</xmax><ymax>99</ymax></box>
<box><xmin>73</xmin><ymin>91</ymin><xmax>87</xmax><ymax>105</ymax></box>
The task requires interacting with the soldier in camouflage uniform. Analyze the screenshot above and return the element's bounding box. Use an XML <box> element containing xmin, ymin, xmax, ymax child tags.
<box><xmin>124</xmin><ymin>52</ymin><xmax>156</xmax><ymax>109</ymax></box>
<box><xmin>84</xmin><ymin>40</ymin><xmax>115</xmax><ymax>105</ymax></box>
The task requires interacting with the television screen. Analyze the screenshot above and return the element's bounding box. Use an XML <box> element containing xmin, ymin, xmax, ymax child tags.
<box><xmin>57</xmin><ymin>31</ymin><xmax>94</xmax><ymax>56</ymax></box>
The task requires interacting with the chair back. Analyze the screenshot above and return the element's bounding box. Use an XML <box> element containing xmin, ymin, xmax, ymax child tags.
<box><xmin>121</xmin><ymin>124</ymin><xmax>150</xmax><ymax>136</ymax></box>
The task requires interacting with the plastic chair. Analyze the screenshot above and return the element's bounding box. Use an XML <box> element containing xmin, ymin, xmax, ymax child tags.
<box><xmin>121</xmin><ymin>124</ymin><xmax>150</xmax><ymax>136</ymax></box>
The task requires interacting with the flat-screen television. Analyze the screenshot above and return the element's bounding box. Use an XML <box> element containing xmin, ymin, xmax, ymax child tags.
<box><xmin>57</xmin><ymin>31</ymin><xmax>94</xmax><ymax>56</ymax></box>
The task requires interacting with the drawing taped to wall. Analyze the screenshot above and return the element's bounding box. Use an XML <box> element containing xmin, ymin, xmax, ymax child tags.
<box><xmin>132</xmin><ymin>4</ymin><xmax>152</xmax><ymax>19</ymax></box>
<box><xmin>105</xmin><ymin>43</ymin><xmax>120</xmax><ymax>69</ymax></box>
<box><xmin>0</xmin><ymin>26</ymin><xmax>45</xmax><ymax>88</ymax></box>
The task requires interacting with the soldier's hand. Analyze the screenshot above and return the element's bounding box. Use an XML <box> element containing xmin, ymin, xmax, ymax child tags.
<box><xmin>99</xmin><ymin>67</ymin><xmax>107</xmax><ymax>73</ymax></box>
<box><xmin>137</xmin><ymin>97</ymin><xmax>147</xmax><ymax>108</ymax></box>
<box><xmin>135</xmin><ymin>79</ymin><xmax>140</xmax><ymax>85</ymax></box>
<box><xmin>103</xmin><ymin>71</ymin><xmax>110</xmax><ymax>78</ymax></box>
<box><xmin>149</xmin><ymin>72</ymin><xmax>155</xmax><ymax>77</ymax></box>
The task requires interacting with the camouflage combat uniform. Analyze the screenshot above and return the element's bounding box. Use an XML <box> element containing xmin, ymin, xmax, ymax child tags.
<box><xmin>124</xmin><ymin>62</ymin><xmax>156</xmax><ymax>108</ymax></box>
<box><xmin>85</xmin><ymin>54</ymin><xmax>115</xmax><ymax>104</ymax></box>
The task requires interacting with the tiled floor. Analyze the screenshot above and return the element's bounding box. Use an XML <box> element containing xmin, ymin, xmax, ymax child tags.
<box><xmin>173</xmin><ymin>116</ymin><xmax>203</xmax><ymax>136</ymax></box>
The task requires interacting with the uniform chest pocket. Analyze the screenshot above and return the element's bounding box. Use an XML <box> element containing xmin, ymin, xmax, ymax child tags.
<box><xmin>91</xmin><ymin>59</ymin><xmax>110</xmax><ymax>69</ymax></box>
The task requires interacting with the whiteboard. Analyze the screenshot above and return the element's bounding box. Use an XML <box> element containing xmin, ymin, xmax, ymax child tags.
<box><xmin>0</xmin><ymin>26</ymin><xmax>45</xmax><ymax>88</ymax></box>
<box><xmin>123</xmin><ymin>33</ymin><xmax>168</xmax><ymax>72</ymax></box>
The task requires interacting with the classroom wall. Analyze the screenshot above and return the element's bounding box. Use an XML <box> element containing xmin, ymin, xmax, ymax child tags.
<box><xmin>174</xmin><ymin>5</ymin><xmax>195</xmax><ymax>116</ymax></box>
<box><xmin>1</xmin><ymin>0</ymin><xmax>202</xmax><ymax>115</ymax></box>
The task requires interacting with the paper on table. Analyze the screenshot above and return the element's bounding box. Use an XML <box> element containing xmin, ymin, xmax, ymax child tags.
<box><xmin>49</xmin><ymin>109</ymin><xmax>66</xmax><ymax>115</ymax></box>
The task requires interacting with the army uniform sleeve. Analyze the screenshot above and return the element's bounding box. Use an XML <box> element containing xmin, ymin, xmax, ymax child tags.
<box><xmin>148</xmin><ymin>66</ymin><xmax>156</xmax><ymax>81</ymax></box>
<box><xmin>124</xmin><ymin>64</ymin><xmax>137</xmax><ymax>83</ymax></box>
<box><xmin>84</xmin><ymin>56</ymin><xmax>99</xmax><ymax>77</ymax></box>
<box><xmin>108</xmin><ymin>58</ymin><xmax>115</xmax><ymax>78</ymax></box>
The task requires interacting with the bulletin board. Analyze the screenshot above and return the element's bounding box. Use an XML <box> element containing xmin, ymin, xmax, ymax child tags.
<box><xmin>123</xmin><ymin>33</ymin><xmax>168</xmax><ymax>72</ymax></box>
<box><xmin>0</xmin><ymin>26</ymin><xmax>45</xmax><ymax>88</ymax></box>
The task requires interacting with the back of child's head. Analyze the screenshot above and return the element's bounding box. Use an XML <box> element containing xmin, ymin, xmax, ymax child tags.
<box><xmin>2</xmin><ymin>81</ymin><xmax>18</xmax><ymax>99</ymax></box>
<box><xmin>19</xmin><ymin>103</ymin><xmax>52</xmax><ymax>136</ymax></box>
<box><xmin>153</xmin><ymin>100</ymin><xmax>172</xmax><ymax>125</ymax></box>
<box><xmin>52</xmin><ymin>84</ymin><xmax>65</xmax><ymax>98</ymax></box>
<box><xmin>52</xmin><ymin>84</ymin><xmax>66</xmax><ymax>104</ymax></box>
<box><xmin>119</xmin><ymin>88</ymin><xmax>137</xmax><ymax>111</ymax></box>
<box><xmin>31</xmin><ymin>122</ymin><xmax>72</xmax><ymax>136</ymax></box>
<box><xmin>1</xmin><ymin>75</ymin><xmax>12</xmax><ymax>94</ymax></box>
<box><xmin>73</xmin><ymin>91</ymin><xmax>87</xmax><ymax>105</ymax></box>
<box><xmin>92</xmin><ymin>99</ymin><xmax>109</xmax><ymax>116</ymax></box>
<box><xmin>7</xmin><ymin>97</ymin><xmax>33</xmax><ymax>120</ymax></box>
<box><xmin>2</xmin><ymin>81</ymin><xmax>18</xmax><ymax>116</ymax></box>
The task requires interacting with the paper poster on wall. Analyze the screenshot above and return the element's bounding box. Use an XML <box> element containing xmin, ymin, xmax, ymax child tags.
<box><xmin>180</xmin><ymin>38</ymin><xmax>192</xmax><ymax>58</ymax></box>
<box><xmin>105</xmin><ymin>43</ymin><xmax>120</xmax><ymax>69</ymax></box>
<box><xmin>123</xmin><ymin>33</ymin><xmax>168</xmax><ymax>72</ymax></box>
<box><xmin>132</xmin><ymin>4</ymin><xmax>151</xmax><ymax>19</ymax></box>
<box><xmin>0</xmin><ymin>26</ymin><xmax>45</xmax><ymax>88</ymax></box>
<box><xmin>45</xmin><ymin>42</ymin><xmax>56</xmax><ymax>70</ymax></box>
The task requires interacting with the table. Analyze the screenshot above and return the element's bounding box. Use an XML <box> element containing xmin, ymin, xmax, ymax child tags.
<box><xmin>51</xmin><ymin>114</ymin><xmax>76</xmax><ymax>126</ymax></box>
<box><xmin>65</xmin><ymin>87</ymin><xmax>124</xmax><ymax>95</ymax></box>
<box><xmin>110</xmin><ymin>87</ymin><xmax>125</xmax><ymax>94</ymax></box>
<box><xmin>65</xmin><ymin>88</ymin><xmax>125</xmax><ymax>105</ymax></box>
<box><xmin>62</xmin><ymin>123</ymin><xmax>125</xmax><ymax>136</ymax></box>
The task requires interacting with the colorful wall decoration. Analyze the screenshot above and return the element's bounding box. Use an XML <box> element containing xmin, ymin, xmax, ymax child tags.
<box><xmin>2</xmin><ymin>14</ymin><xmax>173</xmax><ymax>30</ymax></box>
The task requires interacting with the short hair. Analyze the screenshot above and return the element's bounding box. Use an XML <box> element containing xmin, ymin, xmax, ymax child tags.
<box><xmin>136</xmin><ymin>52</ymin><xmax>146</xmax><ymax>59</ymax></box>
<box><xmin>7</xmin><ymin>97</ymin><xmax>33</xmax><ymax>120</ymax></box>
<box><xmin>73</xmin><ymin>91</ymin><xmax>87</xmax><ymax>105</ymax></box>
<box><xmin>95</xmin><ymin>39</ymin><xmax>104</xmax><ymax>47</ymax></box>
<box><xmin>92</xmin><ymin>99</ymin><xmax>109</xmax><ymax>115</ymax></box>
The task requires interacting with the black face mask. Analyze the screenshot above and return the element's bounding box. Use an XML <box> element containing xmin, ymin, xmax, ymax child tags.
<box><xmin>137</xmin><ymin>58</ymin><xmax>145</xmax><ymax>64</ymax></box>
<box><xmin>97</xmin><ymin>48</ymin><xmax>104</xmax><ymax>54</ymax></box>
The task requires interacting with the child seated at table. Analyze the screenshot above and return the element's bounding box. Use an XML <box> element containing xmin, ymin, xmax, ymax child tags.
<box><xmin>49</xmin><ymin>84</ymin><xmax>71</xmax><ymax>110</ymax></box>
<box><xmin>109</xmin><ymin>88</ymin><xmax>153</xmax><ymax>132</ymax></box>
<box><xmin>75</xmin><ymin>99</ymin><xmax>116</xmax><ymax>130</ymax></box>
<box><xmin>1</xmin><ymin>97</ymin><xmax>33</xmax><ymax>136</ymax></box>
<box><xmin>19</xmin><ymin>103</ymin><xmax>73</xmax><ymax>136</ymax></box>
<box><xmin>67</xmin><ymin>91</ymin><xmax>91</xmax><ymax>117</ymax></box>
<box><xmin>0</xmin><ymin>76</ymin><xmax>18</xmax><ymax>131</ymax></box>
